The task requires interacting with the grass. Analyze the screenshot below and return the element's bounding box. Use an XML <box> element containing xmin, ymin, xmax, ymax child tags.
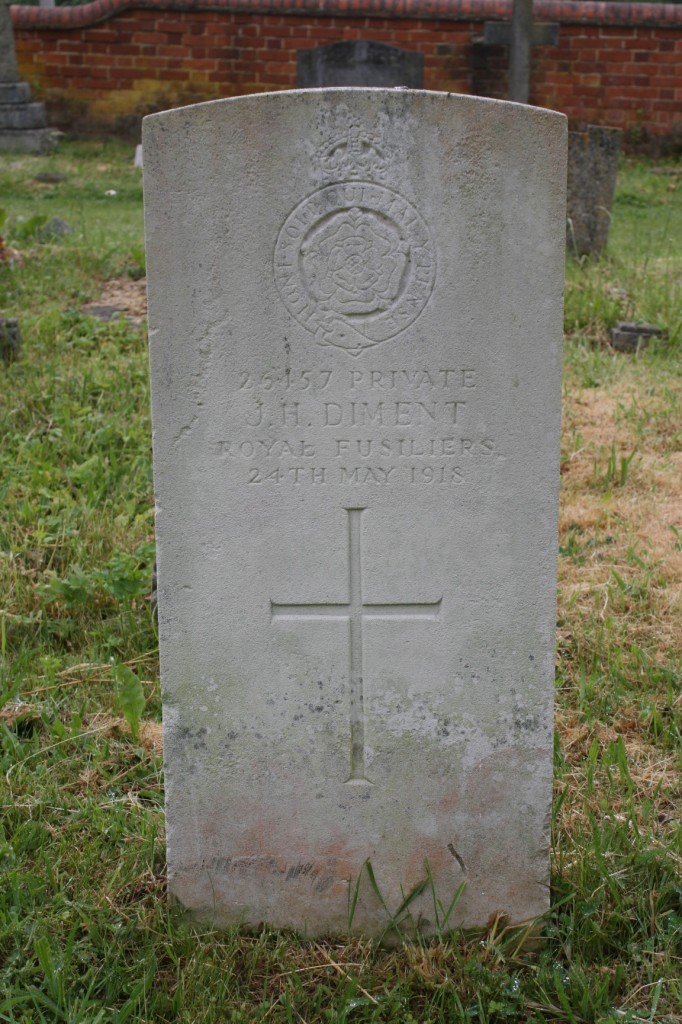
<box><xmin>1</xmin><ymin>141</ymin><xmax>681</xmax><ymax>1022</ymax></box>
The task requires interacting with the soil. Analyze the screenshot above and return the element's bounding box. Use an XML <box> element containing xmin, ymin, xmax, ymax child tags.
<box><xmin>82</xmin><ymin>276</ymin><xmax>147</xmax><ymax>325</ymax></box>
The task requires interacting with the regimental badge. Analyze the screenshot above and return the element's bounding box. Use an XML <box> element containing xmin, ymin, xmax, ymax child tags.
<box><xmin>274</xmin><ymin>113</ymin><xmax>436</xmax><ymax>357</ymax></box>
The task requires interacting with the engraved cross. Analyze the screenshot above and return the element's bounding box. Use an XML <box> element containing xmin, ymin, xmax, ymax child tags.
<box><xmin>271</xmin><ymin>507</ymin><xmax>442</xmax><ymax>784</ymax></box>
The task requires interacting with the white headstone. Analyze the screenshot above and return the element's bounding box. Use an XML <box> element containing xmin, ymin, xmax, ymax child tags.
<box><xmin>144</xmin><ymin>89</ymin><xmax>566</xmax><ymax>938</ymax></box>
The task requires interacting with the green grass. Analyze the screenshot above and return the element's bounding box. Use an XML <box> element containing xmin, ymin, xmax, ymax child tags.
<box><xmin>1</xmin><ymin>144</ymin><xmax>681</xmax><ymax>1022</ymax></box>
<box><xmin>565</xmin><ymin>162</ymin><xmax>682</xmax><ymax>351</ymax></box>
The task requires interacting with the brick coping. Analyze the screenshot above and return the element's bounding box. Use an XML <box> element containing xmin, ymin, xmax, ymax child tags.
<box><xmin>12</xmin><ymin>0</ymin><xmax>682</xmax><ymax>31</ymax></box>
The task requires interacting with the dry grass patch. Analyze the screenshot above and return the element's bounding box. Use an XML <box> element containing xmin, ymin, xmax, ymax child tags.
<box><xmin>81</xmin><ymin>275</ymin><xmax>148</xmax><ymax>325</ymax></box>
<box><xmin>559</xmin><ymin>369</ymin><xmax>682</xmax><ymax>660</ymax></box>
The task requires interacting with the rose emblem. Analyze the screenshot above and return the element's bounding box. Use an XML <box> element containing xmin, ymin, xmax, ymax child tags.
<box><xmin>301</xmin><ymin>208</ymin><xmax>408</xmax><ymax>316</ymax></box>
<box><xmin>274</xmin><ymin>182</ymin><xmax>436</xmax><ymax>355</ymax></box>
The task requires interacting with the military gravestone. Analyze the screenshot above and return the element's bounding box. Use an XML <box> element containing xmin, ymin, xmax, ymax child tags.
<box><xmin>144</xmin><ymin>90</ymin><xmax>566</xmax><ymax>938</ymax></box>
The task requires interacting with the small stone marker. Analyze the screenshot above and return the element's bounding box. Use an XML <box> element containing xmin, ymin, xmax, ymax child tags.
<box><xmin>0</xmin><ymin>317</ymin><xmax>20</xmax><ymax>364</ymax></box>
<box><xmin>297</xmin><ymin>41</ymin><xmax>423</xmax><ymax>89</ymax></box>
<box><xmin>33</xmin><ymin>172</ymin><xmax>67</xmax><ymax>184</ymax></box>
<box><xmin>567</xmin><ymin>126</ymin><xmax>621</xmax><ymax>258</ymax></box>
<box><xmin>38</xmin><ymin>216</ymin><xmax>72</xmax><ymax>240</ymax></box>
<box><xmin>611</xmin><ymin>321</ymin><xmax>662</xmax><ymax>353</ymax></box>
<box><xmin>0</xmin><ymin>0</ymin><xmax>55</xmax><ymax>153</ymax></box>
<box><xmin>144</xmin><ymin>90</ymin><xmax>566</xmax><ymax>938</ymax></box>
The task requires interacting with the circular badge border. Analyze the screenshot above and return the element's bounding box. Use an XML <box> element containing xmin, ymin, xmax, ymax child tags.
<box><xmin>274</xmin><ymin>182</ymin><xmax>436</xmax><ymax>346</ymax></box>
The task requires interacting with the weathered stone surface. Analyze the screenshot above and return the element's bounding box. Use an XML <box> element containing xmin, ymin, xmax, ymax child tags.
<box><xmin>611</xmin><ymin>321</ymin><xmax>663</xmax><ymax>353</ymax></box>
<box><xmin>38</xmin><ymin>216</ymin><xmax>72</xmax><ymax>239</ymax></box>
<box><xmin>144</xmin><ymin>89</ymin><xmax>566</xmax><ymax>939</ymax></box>
<box><xmin>297</xmin><ymin>40</ymin><xmax>423</xmax><ymax>88</ymax></box>
<box><xmin>567</xmin><ymin>125</ymin><xmax>621</xmax><ymax>257</ymax></box>
<box><xmin>0</xmin><ymin>0</ymin><xmax>18</xmax><ymax>83</ymax></box>
<box><xmin>0</xmin><ymin>102</ymin><xmax>47</xmax><ymax>130</ymax></box>
<box><xmin>0</xmin><ymin>82</ymin><xmax>30</xmax><ymax>104</ymax></box>
<box><xmin>0</xmin><ymin>128</ymin><xmax>55</xmax><ymax>154</ymax></box>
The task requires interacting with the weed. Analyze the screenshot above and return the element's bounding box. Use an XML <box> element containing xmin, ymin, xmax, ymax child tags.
<box><xmin>591</xmin><ymin>443</ymin><xmax>638</xmax><ymax>490</ymax></box>
<box><xmin>113</xmin><ymin>662</ymin><xmax>146</xmax><ymax>740</ymax></box>
<box><xmin>128</xmin><ymin>241</ymin><xmax>146</xmax><ymax>279</ymax></box>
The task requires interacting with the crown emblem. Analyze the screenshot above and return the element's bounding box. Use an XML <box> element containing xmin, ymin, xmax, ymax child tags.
<box><xmin>314</xmin><ymin>118</ymin><xmax>387</xmax><ymax>183</ymax></box>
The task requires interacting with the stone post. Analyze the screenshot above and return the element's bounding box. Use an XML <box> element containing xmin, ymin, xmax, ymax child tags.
<box><xmin>508</xmin><ymin>0</ymin><xmax>533</xmax><ymax>104</ymax></box>
<box><xmin>0</xmin><ymin>0</ymin><xmax>19</xmax><ymax>83</ymax></box>
<box><xmin>0</xmin><ymin>0</ymin><xmax>56</xmax><ymax>153</ymax></box>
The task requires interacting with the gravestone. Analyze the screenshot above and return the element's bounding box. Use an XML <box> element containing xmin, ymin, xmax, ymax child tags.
<box><xmin>567</xmin><ymin>126</ymin><xmax>621</xmax><ymax>258</ymax></box>
<box><xmin>144</xmin><ymin>89</ymin><xmax>566</xmax><ymax>938</ymax></box>
<box><xmin>297</xmin><ymin>41</ymin><xmax>423</xmax><ymax>89</ymax></box>
<box><xmin>0</xmin><ymin>0</ymin><xmax>55</xmax><ymax>154</ymax></box>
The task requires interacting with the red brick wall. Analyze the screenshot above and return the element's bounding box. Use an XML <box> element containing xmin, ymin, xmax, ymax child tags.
<box><xmin>11</xmin><ymin>0</ymin><xmax>682</xmax><ymax>140</ymax></box>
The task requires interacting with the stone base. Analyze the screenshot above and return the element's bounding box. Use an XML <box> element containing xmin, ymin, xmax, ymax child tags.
<box><xmin>0</xmin><ymin>83</ymin><xmax>31</xmax><ymax>104</ymax></box>
<box><xmin>0</xmin><ymin>127</ymin><xmax>56</xmax><ymax>154</ymax></box>
<box><xmin>0</xmin><ymin>79</ymin><xmax>56</xmax><ymax>154</ymax></box>
<box><xmin>0</xmin><ymin>102</ymin><xmax>49</xmax><ymax>130</ymax></box>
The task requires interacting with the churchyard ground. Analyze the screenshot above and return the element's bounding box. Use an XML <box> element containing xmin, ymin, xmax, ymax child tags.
<box><xmin>0</xmin><ymin>141</ymin><xmax>680</xmax><ymax>1022</ymax></box>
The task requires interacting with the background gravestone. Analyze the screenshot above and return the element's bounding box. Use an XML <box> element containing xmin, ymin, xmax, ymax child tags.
<box><xmin>297</xmin><ymin>41</ymin><xmax>423</xmax><ymax>89</ymax></box>
<box><xmin>144</xmin><ymin>88</ymin><xmax>566</xmax><ymax>939</ymax></box>
<box><xmin>566</xmin><ymin>125</ymin><xmax>621</xmax><ymax>258</ymax></box>
<box><xmin>0</xmin><ymin>0</ymin><xmax>55</xmax><ymax>153</ymax></box>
